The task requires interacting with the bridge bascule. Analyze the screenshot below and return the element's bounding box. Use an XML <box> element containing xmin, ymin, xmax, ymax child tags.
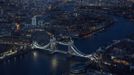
<box><xmin>31</xmin><ymin>36</ymin><xmax>93</xmax><ymax>59</ymax></box>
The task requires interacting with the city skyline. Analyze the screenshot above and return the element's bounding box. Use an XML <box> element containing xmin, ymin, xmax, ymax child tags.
<box><xmin>0</xmin><ymin>0</ymin><xmax>134</xmax><ymax>75</ymax></box>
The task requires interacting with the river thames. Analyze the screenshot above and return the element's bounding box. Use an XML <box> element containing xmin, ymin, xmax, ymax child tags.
<box><xmin>0</xmin><ymin>15</ymin><xmax>134</xmax><ymax>75</ymax></box>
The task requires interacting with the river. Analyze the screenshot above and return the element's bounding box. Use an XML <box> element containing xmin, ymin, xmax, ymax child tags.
<box><xmin>0</xmin><ymin>15</ymin><xmax>134</xmax><ymax>75</ymax></box>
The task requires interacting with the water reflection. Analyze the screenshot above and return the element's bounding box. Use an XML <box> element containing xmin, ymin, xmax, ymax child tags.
<box><xmin>51</xmin><ymin>56</ymin><xmax>58</xmax><ymax>70</ymax></box>
<box><xmin>32</xmin><ymin>51</ymin><xmax>38</xmax><ymax>61</ymax></box>
<box><xmin>50</xmin><ymin>55</ymin><xmax>60</xmax><ymax>75</ymax></box>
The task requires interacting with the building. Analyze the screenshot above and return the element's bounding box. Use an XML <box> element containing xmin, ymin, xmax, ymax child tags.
<box><xmin>32</xmin><ymin>16</ymin><xmax>37</xmax><ymax>26</ymax></box>
<box><xmin>31</xmin><ymin>15</ymin><xmax>45</xmax><ymax>27</ymax></box>
<box><xmin>75</xmin><ymin>0</ymin><xmax>133</xmax><ymax>7</ymax></box>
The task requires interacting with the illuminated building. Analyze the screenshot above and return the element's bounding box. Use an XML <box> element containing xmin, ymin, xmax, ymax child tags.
<box><xmin>32</xmin><ymin>16</ymin><xmax>37</xmax><ymax>26</ymax></box>
<box><xmin>15</xmin><ymin>23</ymin><xmax>20</xmax><ymax>31</ymax></box>
<box><xmin>31</xmin><ymin>15</ymin><xmax>45</xmax><ymax>27</ymax></box>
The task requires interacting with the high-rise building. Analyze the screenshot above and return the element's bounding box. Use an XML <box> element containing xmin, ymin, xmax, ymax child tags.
<box><xmin>32</xmin><ymin>16</ymin><xmax>37</xmax><ymax>26</ymax></box>
<box><xmin>31</xmin><ymin>15</ymin><xmax>44</xmax><ymax>26</ymax></box>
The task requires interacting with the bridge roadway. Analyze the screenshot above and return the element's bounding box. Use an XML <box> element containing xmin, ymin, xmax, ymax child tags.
<box><xmin>43</xmin><ymin>49</ymin><xmax>68</xmax><ymax>54</ymax></box>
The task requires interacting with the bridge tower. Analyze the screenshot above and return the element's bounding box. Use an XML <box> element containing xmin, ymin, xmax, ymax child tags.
<box><xmin>67</xmin><ymin>39</ymin><xmax>76</xmax><ymax>55</ymax></box>
<box><xmin>49</xmin><ymin>35</ymin><xmax>57</xmax><ymax>50</ymax></box>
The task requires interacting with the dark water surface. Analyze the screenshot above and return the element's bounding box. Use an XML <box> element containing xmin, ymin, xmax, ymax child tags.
<box><xmin>75</xmin><ymin>16</ymin><xmax>134</xmax><ymax>54</ymax></box>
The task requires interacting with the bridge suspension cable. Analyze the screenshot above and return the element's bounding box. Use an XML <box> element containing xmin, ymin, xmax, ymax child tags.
<box><xmin>33</xmin><ymin>42</ymin><xmax>50</xmax><ymax>49</ymax></box>
<box><xmin>70</xmin><ymin>45</ymin><xmax>92</xmax><ymax>58</ymax></box>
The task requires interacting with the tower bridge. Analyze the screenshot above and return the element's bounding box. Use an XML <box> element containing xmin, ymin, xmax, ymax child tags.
<box><xmin>31</xmin><ymin>36</ymin><xmax>95</xmax><ymax>59</ymax></box>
